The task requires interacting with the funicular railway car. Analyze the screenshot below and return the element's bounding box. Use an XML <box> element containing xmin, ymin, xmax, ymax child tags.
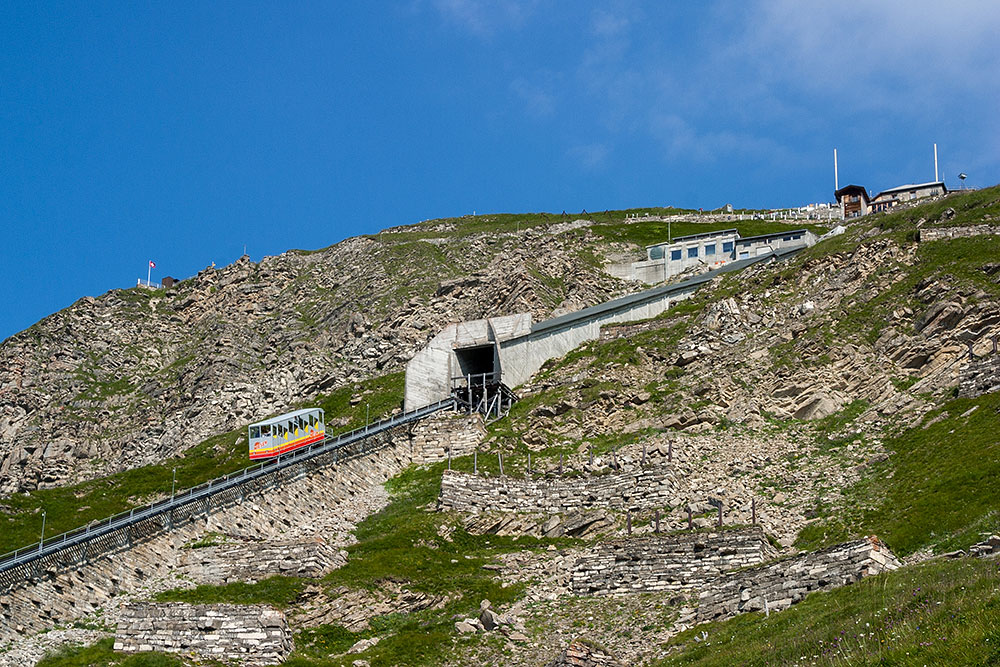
<box><xmin>248</xmin><ymin>408</ymin><xmax>325</xmax><ymax>460</ymax></box>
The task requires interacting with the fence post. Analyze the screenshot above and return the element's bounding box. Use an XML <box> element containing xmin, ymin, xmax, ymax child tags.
<box><xmin>752</xmin><ymin>497</ymin><xmax>757</xmax><ymax>525</ymax></box>
<box><xmin>641</xmin><ymin>443</ymin><xmax>647</xmax><ymax>466</ymax></box>
<box><xmin>559</xmin><ymin>454</ymin><xmax>563</xmax><ymax>477</ymax></box>
<box><xmin>589</xmin><ymin>446</ymin><xmax>593</xmax><ymax>466</ymax></box>
<box><xmin>527</xmin><ymin>453</ymin><xmax>531</xmax><ymax>478</ymax></box>
<box><xmin>498</xmin><ymin>452</ymin><xmax>504</xmax><ymax>477</ymax></box>
<box><xmin>717</xmin><ymin>503</ymin><xmax>723</xmax><ymax>528</ymax></box>
<box><xmin>668</xmin><ymin>440</ymin><xmax>673</xmax><ymax>462</ymax></box>
<box><xmin>655</xmin><ymin>509</ymin><xmax>660</xmax><ymax>534</ymax></box>
<box><xmin>626</xmin><ymin>510</ymin><xmax>632</xmax><ymax>535</ymax></box>
<box><xmin>473</xmin><ymin>449</ymin><xmax>478</xmax><ymax>475</ymax></box>
<box><xmin>447</xmin><ymin>447</ymin><xmax>451</xmax><ymax>471</ymax></box>
<box><xmin>687</xmin><ymin>506</ymin><xmax>693</xmax><ymax>531</ymax></box>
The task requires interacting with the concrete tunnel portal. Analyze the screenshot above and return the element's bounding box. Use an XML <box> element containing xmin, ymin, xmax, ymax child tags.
<box><xmin>454</xmin><ymin>344</ymin><xmax>497</xmax><ymax>379</ymax></box>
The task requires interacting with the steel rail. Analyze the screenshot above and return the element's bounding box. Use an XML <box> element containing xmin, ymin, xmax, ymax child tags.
<box><xmin>0</xmin><ymin>398</ymin><xmax>454</xmax><ymax>579</ymax></box>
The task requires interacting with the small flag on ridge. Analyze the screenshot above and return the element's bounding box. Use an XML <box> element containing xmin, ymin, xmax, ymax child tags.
<box><xmin>149</xmin><ymin>260</ymin><xmax>156</xmax><ymax>268</ymax></box>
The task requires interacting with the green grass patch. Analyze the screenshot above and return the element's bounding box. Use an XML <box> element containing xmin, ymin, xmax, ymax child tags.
<box><xmin>36</xmin><ymin>637</ymin><xmax>185</xmax><ymax>667</ymax></box>
<box><xmin>314</xmin><ymin>372</ymin><xmax>404</xmax><ymax>435</ymax></box>
<box><xmin>656</xmin><ymin>557</ymin><xmax>1000</xmax><ymax>667</ymax></box>
<box><xmin>797</xmin><ymin>392</ymin><xmax>1000</xmax><ymax>555</ymax></box>
<box><xmin>154</xmin><ymin>576</ymin><xmax>306</xmax><ymax>607</ymax></box>
<box><xmin>812</xmin><ymin>399</ymin><xmax>869</xmax><ymax>449</ymax></box>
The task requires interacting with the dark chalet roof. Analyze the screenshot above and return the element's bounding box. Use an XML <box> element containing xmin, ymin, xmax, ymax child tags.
<box><xmin>835</xmin><ymin>184</ymin><xmax>870</xmax><ymax>202</ymax></box>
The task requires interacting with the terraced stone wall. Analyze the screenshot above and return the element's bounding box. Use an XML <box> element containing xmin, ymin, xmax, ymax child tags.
<box><xmin>409</xmin><ymin>412</ymin><xmax>486</xmax><ymax>464</ymax></box>
<box><xmin>959</xmin><ymin>354</ymin><xmax>1000</xmax><ymax>398</ymax></box>
<box><xmin>114</xmin><ymin>603</ymin><xmax>291</xmax><ymax>666</ymax></box>
<box><xmin>438</xmin><ymin>466</ymin><xmax>678</xmax><ymax>515</ymax></box>
<box><xmin>695</xmin><ymin>537</ymin><xmax>900</xmax><ymax>622</ymax></box>
<box><xmin>569</xmin><ymin>529</ymin><xmax>776</xmax><ymax>596</ymax></box>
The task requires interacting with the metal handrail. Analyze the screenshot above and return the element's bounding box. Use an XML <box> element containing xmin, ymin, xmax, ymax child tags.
<box><xmin>0</xmin><ymin>398</ymin><xmax>454</xmax><ymax>577</ymax></box>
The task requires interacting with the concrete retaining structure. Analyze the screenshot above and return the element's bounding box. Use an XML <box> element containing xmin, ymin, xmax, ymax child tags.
<box><xmin>695</xmin><ymin>537</ymin><xmax>900</xmax><ymax>622</ymax></box>
<box><xmin>114</xmin><ymin>603</ymin><xmax>292</xmax><ymax>666</ymax></box>
<box><xmin>438</xmin><ymin>466</ymin><xmax>678</xmax><ymax>514</ymax></box>
<box><xmin>569</xmin><ymin>529</ymin><xmax>777</xmax><ymax>596</ymax></box>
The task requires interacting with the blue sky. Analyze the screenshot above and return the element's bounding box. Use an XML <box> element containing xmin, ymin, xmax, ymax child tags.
<box><xmin>2</xmin><ymin>1</ymin><xmax>999</xmax><ymax>341</ymax></box>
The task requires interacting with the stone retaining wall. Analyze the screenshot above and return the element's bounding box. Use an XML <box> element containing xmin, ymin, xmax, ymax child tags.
<box><xmin>959</xmin><ymin>354</ymin><xmax>1000</xmax><ymax>398</ymax></box>
<box><xmin>570</xmin><ymin>529</ymin><xmax>776</xmax><ymax>596</ymax></box>
<box><xmin>918</xmin><ymin>225</ymin><xmax>1000</xmax><ymax>242</ymax></box>
<box><xmin>178</xmin><ymin>540</ymin><xmax>344</xmax><ymax>584</ymax></box>
<box><xmin>438</xmin><ymin>466</ymin><xmax>678</xmax><ymax>514</ymax></box>
<box><xmin>695</xmin><ymin>537</ymin><xmax>899</xmax><ymax>622</ymax></box>
<box><xmin>410</xmin><ymin>412</ymin><xmax>486</xmax><ymax>464</ymax></box>
<box><xmin>114</xmin><ymin>603</ymin><xmax>291</xmax><ymax>666</ymax></box>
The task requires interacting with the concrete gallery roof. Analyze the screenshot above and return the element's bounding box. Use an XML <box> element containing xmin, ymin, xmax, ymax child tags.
<box><xmin>646</xmin><ymin>228</ymin><xmax>738</xmax><ymax>248</ymax></box>
<box><xmin>529</xmin><ymin>245</ymin><xmax>804</xmax><ymax>337</ymax></box>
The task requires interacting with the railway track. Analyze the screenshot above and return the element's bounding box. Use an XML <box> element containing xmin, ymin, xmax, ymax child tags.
<box><xmin>0</xmin><ymin>397</ymin><xmax>455</xmax><ymax>591</ymax></box>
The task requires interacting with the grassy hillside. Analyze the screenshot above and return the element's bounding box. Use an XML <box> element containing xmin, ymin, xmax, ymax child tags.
<box><xmin>658</xmin><ymin>557</ymin><xmax>1000</xmax><ymax>666</ymax></box>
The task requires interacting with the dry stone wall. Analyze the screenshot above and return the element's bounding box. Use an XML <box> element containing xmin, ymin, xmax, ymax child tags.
<box><xmin>438</xmin><ymin>466</ymin><xmax>678</xmax><ymax>514</ymax></box>
<box><xmin>114</xmin><ymin>603</ymin><xmax>292</xmax><ymax>666</ymax></box>
<box><xmin>569</xmin><ymin>529</ymin><xmax>776</xmax><ymax>596</ymax></box>
<box><xmin>695</xmin><ymin>537</ymin><xmax>900</xmax><ymax>623</ymax></box>
<box><xmin>409</xmin><ymin>413</ymin><xmax>486</xmax><ymax>464</ymax></box>
<box><xmin>959</xmin><ymin>354</ymin><xmax>1000</xmax><ymax>398</ymax></box>
<box><xmin>918</xmin><ymin>225</ymin><xmax>1000</xmax><ymax>242</ymax></box>
<box><xmin>178</xmin><ymin>540</ymin><xmax>344</xmax><ymax>584</ymax></box>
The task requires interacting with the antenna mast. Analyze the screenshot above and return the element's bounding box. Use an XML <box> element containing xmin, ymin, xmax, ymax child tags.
<box><xmin>833</xmin><ymin>148</ymin><xmax>839</xmax><ymax>192</ymax></box>
<box><xmin>934</xmin><ymin>143</ymin><xmax>939</xmax><ymax>182</ymax></box>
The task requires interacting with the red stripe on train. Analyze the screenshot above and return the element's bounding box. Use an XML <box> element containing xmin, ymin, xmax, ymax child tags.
<box><xmin>249</xmin><ymin>432</ymin><xmax>325</xmax><ymax>460</ymax></box>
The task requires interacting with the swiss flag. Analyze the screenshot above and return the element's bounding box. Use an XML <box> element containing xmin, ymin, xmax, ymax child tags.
<box><xmin>149</xmin><ymin>260</ymin><xmax>156</xmax><ymax>268</ymax></box>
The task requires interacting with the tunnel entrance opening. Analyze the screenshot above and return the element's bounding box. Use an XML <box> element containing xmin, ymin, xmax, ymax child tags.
<box><xmin>454</xmin><ymin>344</ymin><xmax>496</xmax><ymax>378</ymax></box>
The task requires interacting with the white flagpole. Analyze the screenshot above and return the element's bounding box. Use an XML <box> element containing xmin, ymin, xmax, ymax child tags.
<box><xmin>147</xmin><ymin>262</ymin><xmax>151</xmax><ymax>286</ymax></box>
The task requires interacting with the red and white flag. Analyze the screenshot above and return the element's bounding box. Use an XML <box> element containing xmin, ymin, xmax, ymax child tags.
<box><xmin>149</xmin><ymin>260</ymin><xmax>156</xmax><ymax>268</ymax></box>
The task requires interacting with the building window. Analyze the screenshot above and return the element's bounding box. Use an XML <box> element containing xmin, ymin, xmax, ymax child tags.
<box><xmin>792</xmin><ymin>234</ymin><xmax>801</xmax><ymax>240</ymax></box>
<box><xmin>783</xmin><ymin>236</ymin><xmax>792</xmax><ymax>242</ymax></box>
<box><xmin>649</xmin><ymin>246</ymin><xmax>664</xmax><ymax>260</ymax></box>
<box><xmin>688</xmin><ymin>247</ymin><xmax>698</xmax><ymax>258</ymax></box>
<box><xmin>670</xmin><ymin>249</ymin><xmax>682</xmax><ymax>261</ymax></box>
<box><xmin>739</xmin><ymin>251</ymin><xmax>749</xmax><ymax>259</ymax></box>
<box><xmin>705</xmin><ymin>244</ymin><xmax>716</xmax><ymax>255</ymax></box>
<box><xmin>723</xmin><ymin>241</ymin><xmax>734</xmax><ymax>253</ymax></box>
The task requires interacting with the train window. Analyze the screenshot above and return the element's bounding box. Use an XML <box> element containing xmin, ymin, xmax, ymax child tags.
<box><xmin>250</xmin><ymin>426</ymin><xmax>260</xmax><ymax>439</ymax></box>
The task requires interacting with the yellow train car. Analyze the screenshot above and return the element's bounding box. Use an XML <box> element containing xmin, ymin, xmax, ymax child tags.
<box><xmin>248</xmin><ymin>408</ymin><xmax>325</xmax><ymax>460</ymax></box>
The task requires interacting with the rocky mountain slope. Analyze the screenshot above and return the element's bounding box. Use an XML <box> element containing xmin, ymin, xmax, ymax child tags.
<box><xmin>3</xmin><ymin>188</ymin><xmax>999</xmax><ymax>666</ymax></box>
<box><xmin>0</xmin><ymin>221</ymin><xmax>632</xmax><ymax>495</ymax></box>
